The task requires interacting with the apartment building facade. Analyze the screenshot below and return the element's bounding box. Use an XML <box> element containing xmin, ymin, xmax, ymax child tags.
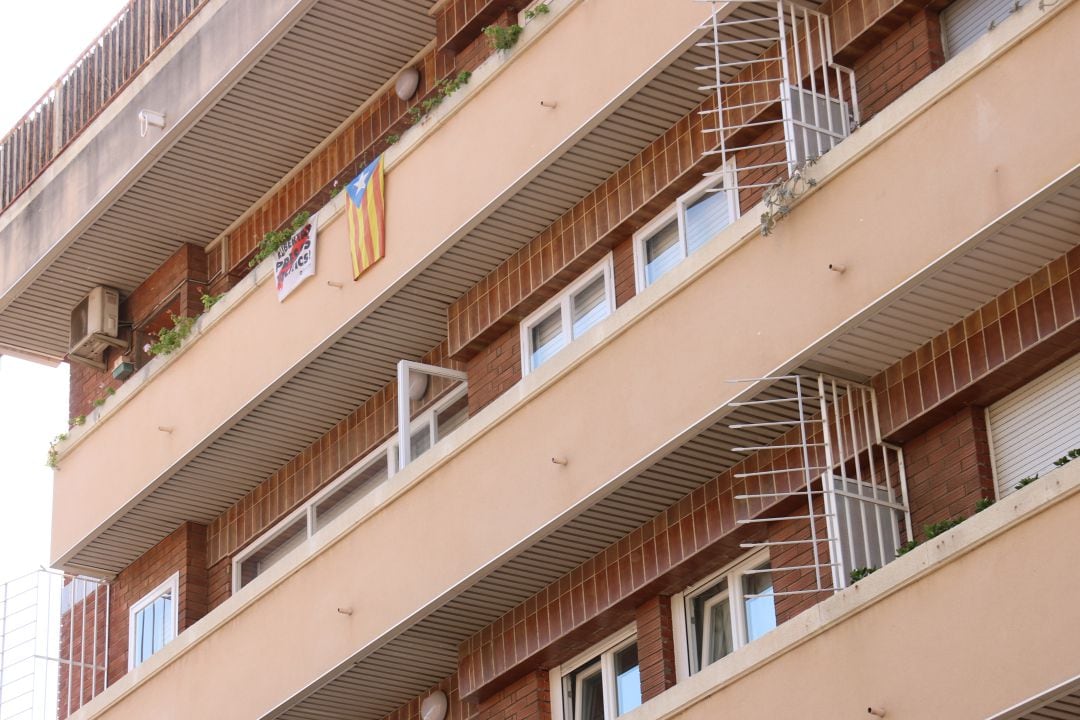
<box><xmin>1</xmin><ymin>0</ymin><xmax>1079</xmax><ymax>718</ymax></box>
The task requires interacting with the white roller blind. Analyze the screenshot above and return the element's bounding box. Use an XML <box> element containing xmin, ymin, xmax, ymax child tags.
<box><xmin>989</xmin><ymin>352</ymin><xmax>1080</xmax><ymax>498</ymax></box>
<box><xmin>942</xmin><ymin>0</ymin><xmax>1017</xmax><ymax>58</ymax></box>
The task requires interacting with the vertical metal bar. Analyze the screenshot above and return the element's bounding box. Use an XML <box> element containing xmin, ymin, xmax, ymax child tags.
<box><xmin>794</xmin><ymin>376</ymin><xmax>825</xmax><ymax>591</ymax></box>
<box><xmin>775</xmin><ymin>0</ymin><xmax>794</xmax><ymax>177</ymax></box>
<box><xmin>709</xmin><ymin>2</ymin><xmax>732</xmax><ymax>189</ymax></box>
<box><xmin>844</xmin><ymin>383</ymin><xmax>873</xmax><ymax>567</ymax></box>
<box><xmin>79</xmin><ymin>577</ymin><xmax>87</xmax><ymax>711</ymax></box>
<box><xmin>66</xmin><ymin>577</ymin><xmax>74</xmax><ymax>718</ymax></box>
<box><xmin>829</xmin><ymin>379</ymin><xmax>856</xmax><ymax>581</ymax></box>
<box><xmin>396</xmin><ymin>360</ymin><xmax>411</xmax><ymax>470</ymax></box>
<box><xmin>801</xmin><ymin>7</ymin><xmax>824</xmax><ymax>158</ymax></box>
<box><xmin>895</xmin><ymin>445</ymin><xmax>913</xmax><ymax>541</ymax></box>
<box><xmin>0</xmin><ymin>579</ymin><xmax>8</xmax><ymax>712</ymax></box>
<box><xmin>816</xmin><ymin>375</ymin><xmax>843</xmax><ymax>590</ymax></box>
<box><xmin>859</xmin><ymin>389</ymin><xmax>888</xmax><ymax>569</ymax></box>
<box><xmin>103</xmin><ymin>582</ymin><xmax>111</xmax><ymax>691</ymax></box>
<box><xmin>788</xmin><ymin>2</ymin><xmax>810</xmax><ymax>165</ymax></box>
<box><xmin>90</xmin><ymin>580</ymin><xmax>99</xmax><ymax>699</ymax></box>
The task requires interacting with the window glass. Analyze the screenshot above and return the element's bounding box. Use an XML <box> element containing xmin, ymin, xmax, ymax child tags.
<box><xmin>690</xmin><ymin>577</ymin><xmax>731</xmax><ymax>670</ymax></box>
<box><xmin>743</xmin><ymin>565</ymin><xmax>777</xmax><ymax>643</ymax></box>
<box><xmin>570</xmin><ymin>274</ymin><xmax>609</xmax><ymax>338</ymax></box>
<box><xmin>314</xmin><ymin>457</ymin><xmax>388</xmax><ymax>530</ymax></box>
<box><xmin>684</xmin><ymin>188</ymin><xmax>731</xmax><ymax>254</ymax></box>
<box><xmin>829</xmin><ymin>476</ymin><xmax>897</xmax><ymax>579</ymax></box>
<box><xmin>613</xmin><ymin>643</ymin><xmax>642</xmax><ymax>715</ymax></box>
<box><xmin>644</xmin><ymin>218</ymin><xmax>682</xmax><ymax>285</ymax></box>
<box><xmin>530</xmin><ymin>308</ymin><xmax>565</xmax><ymax>369</ymax></box>
<box><xmin>435</xmin><ymin>393</ymin><xmax>469</xmax><ymax>442</ymax></box>
<box><xmin>569</xmin><ymin>661</ymin><xmax>604</xmax><ymax>720</ymax></box>
<box><xmin>238</xmin><ymin>515</ymin><xmax>307</xmax><ymax>588</ymax></box>
<box><xmin>129</xmin><ymin>578</ymin><xmax>176</xmax><ymax>669</ymax></box>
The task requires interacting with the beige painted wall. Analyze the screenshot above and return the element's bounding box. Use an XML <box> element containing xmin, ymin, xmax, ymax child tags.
<box><xmin>68</xmin><ymin>2</ymin><xmax>1080</xmax><ymax>716</ymax></box>
<box><xmin>663</xmin><ymin>472</ymin><xmax>1080</xmax><ymax>720</ymax></box>
<box><xmin>50</xmin><ymin>0</ymin><xmax>713</xmax><ymax>567</ymax></box>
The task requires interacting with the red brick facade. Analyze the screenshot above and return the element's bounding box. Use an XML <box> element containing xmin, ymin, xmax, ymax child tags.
<box><xmin>635</xmin><ymin>595</ymin><xmax>676</xmax><ymax>702</ymax></box>
<box><xmin>903</xmin><ymin>407</ymin><xmax>996</xmax><ymax>535</ymax></box>
<box><xmin>105</xmin><ymin>522</ymin><xmax>208</xmax><ymax>683</ymax></box>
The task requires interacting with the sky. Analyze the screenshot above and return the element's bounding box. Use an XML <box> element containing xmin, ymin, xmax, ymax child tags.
<box><xmin>0</xmin><ymin>0</ymin><xmax>128</xmax><ymax>584</ymax></box>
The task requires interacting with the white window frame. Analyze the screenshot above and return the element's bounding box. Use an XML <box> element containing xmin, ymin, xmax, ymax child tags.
<box><xmin>232</xmin><ymin>383</ymin><xmax>469</xmax><ymax>592</ymax></box>
<box><xmin>671</xmin><ymin>549</ymin><xmax>773</xmax><ymax>680</ymax></box>
<box><xmin>520</xmin><ymin>254</ymin><xmax>615</xmax><ymax>376</ymax></box>
<box><xmin>632</xmin><ymin>161</ymin><xmax>739</xmax><ymax>293</ymax></box>
<box><xmin>127</xmin><ymin>572</ymin><xmax>179</xmax><ymax>670</ymax></box>
<box><xmin>550</xmin><ymin>624</ymin><xmax>639</xmax><ymax>720</ymax></box>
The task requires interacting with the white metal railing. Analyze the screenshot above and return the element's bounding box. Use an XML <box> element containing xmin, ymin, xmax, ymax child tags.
<box><xmin>0</xmin><ymin>571</ymin><xmax>109</xmax><ymax>720</ymax></box>
<box><xmin>697</xmin><ymin>0</ymin><xmax>860</xmax><ymax>194</ymax></box>
<box><xmin>395</xmin><ymin>361</ymin><xmax>469</xmax><ymax>471</ymax></box>
<box><xmin>728</xmin><ymin>375</ymin><xmax>911</xmax><ymax>600</ymax></box>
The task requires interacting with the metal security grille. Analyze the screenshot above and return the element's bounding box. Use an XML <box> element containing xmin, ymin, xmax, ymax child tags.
<box><xmin>697</xmin><ymin>0</ymin><xmax>860</xmax><ymax>193</ymax></box>
<box><xmin>0</xmin><ymin>571</ymin><xmax>109</xmax><ymax>720</ymax></box>
<box><xmin>728</xmin><ymin>375</ymin><xmax>911</xmax><ymax>596</ymax></box>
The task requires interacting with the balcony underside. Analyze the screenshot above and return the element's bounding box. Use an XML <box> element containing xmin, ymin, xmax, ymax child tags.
<box><xmin>268</xmin><ymin>164</ymin><xmax>1080</xmax><ymax>720</ymax></box>
<box><xmin>0</xmin><ymin>0</ymin><xmax>435</xmax><ymax>361</ymax></box>
<box><xmin>60</xmin><ymin>34</ymin><xmax>725</xmax><ymax>576</ymax></box>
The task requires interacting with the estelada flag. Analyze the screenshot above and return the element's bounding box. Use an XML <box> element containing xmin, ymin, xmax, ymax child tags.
<box><xmin>345</xmin><ymin>155</ymin><xmax>386</xmax><ymax>279</ymax></box>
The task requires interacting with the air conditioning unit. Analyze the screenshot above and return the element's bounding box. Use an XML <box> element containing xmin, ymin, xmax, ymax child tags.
<box><xmin>69</xmin><ymin>287</ymin><xmax>125</xmax><ymax>370</ymax></box>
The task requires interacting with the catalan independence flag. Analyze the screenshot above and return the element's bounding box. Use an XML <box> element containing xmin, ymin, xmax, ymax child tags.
<box><xmin>345</xmin><ymin>155</ymin><xmax>386</xmax><ymax>279</ymax></box>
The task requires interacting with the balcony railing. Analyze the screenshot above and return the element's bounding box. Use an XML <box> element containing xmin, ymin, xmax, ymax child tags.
<box><xmin>0</xmin><ymin>0</ymin><xmax>207</xmax><ymax>213</ymax></box>
<box><xmin>0</xmin><ymin>571</ymin><xmax>109</xmax><ymax>720</ymax></box>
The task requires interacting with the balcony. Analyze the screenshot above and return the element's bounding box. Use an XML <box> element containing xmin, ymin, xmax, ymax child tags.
<box><xmin>43</xmin><ymin>1</ymin><xmax>1080</xmax><ymax>712</ymax></box>
<box><xmin>47</xmin><ymin>0</ymin><xmax>724</xmax><ymax>575</ymax></box>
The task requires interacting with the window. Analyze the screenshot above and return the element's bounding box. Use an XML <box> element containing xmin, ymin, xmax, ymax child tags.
<box><xmin>521</xmin><ymin>256</ymin><xmax>615</xmax><ymax>374</ymax></box>
<box><xmin>553</xmin><ymin>626</ymin><xmax>641</xmax><ymax>720</ymax></box>
<box><xmin>233</xmin><ymin>384</ymin><xmax>468</xmax><ymax>591</ymax></box>
<box><xmin>128</xmin><ymin>573</ymin><xmax>179</xmax><ymax>670</ymax></box>
<box><xmin>676</xmin><ymin>551</ymin><xmax>776</xmax><ymax>676</ymax></box>
<box><xmin>782</xmin><ymin>84</ymin><xmax>851</xmax><ymax>165</ymax></box>
<box><xmin>824</xmin><ymin>475</ymin><xmax>901</xmax><ymax>584</ymax></box>
<box><xmin>633</xmin><ymin>165</ymin><xmax>738</xmax><ymax>291</ymax></box>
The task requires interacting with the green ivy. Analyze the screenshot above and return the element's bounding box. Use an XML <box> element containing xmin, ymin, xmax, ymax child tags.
<box><xmin>923</xmin><ymin>517</ymin><xmax>965</xmax><ymax>540</ymax></box>
<box><xmin>201</xmin><ymin>293</ymin><xmax>225</xmax><ymax>312</ymax></box>
<box><xmin>46</xmin><ymin>432</ymin><xmax>68</xmax><ymax>469</ymax></box>
<box><xmin>148</xmin><ymin>315</ymin><xmax>196</xmax><ymax>356</ymax></box>
<box><xmin>1014</xmin><ymin>474</ymin><xmax>1038</xmax><ymax>491</ymax></box>
<box><xmin>249</xmin><ymin>211</ymin><xmax>312</xmax><ymax>268</ymax></box>
<box><xmin>406</xmin><ymin>71</ymin><xmax>472</xmax><ymax>126</ymax></box>
<box><xmin>483</xmin><ymin>22</ymin><xmax>524</xmax><ymax>50</ymax></box>
<box><xmin>524</xmin><ymin>2</ymin><xmax>550</xmax><ymax>20</ymax></box>
<box><xmin>849</xmin><ymin>566</ymin><xmax>877</xmax><ymax>583</ymax></box>
<box><xmin>1053</xmin><ymin>448</ymin><xmax>1080</xmax><ymax>467</ymax></box>
<box><xmin>895</xmin><ymin>539</ymin><xmax>919</xmax><ymax>556</ymax></box>
<box><xmin>974</xmin><ymin>497</ymin><xmax>995</xmax><ymax>513</ymax></box>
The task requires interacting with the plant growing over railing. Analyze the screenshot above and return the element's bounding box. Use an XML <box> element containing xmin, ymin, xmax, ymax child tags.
<box><xmin>201</xmin><ymin>292</ymin><xmax>225</xmax><ymax>312</ymax></box>
<box><xmin>1015</xmin><ymin>474</ymin><xmax>1038</xmax><ymax>490</ymax></box>
<box><xmin>760</xmin><ymin>157</ymin><xmax>819</xmax><ymax>236</ymax></box>
<box><xmin>895</xmin><ymin>539</ymin><xmax>919</xmax><ymax>556</ymax></box>
<box><xmin>524</xmin><ymin>3</ymin><xmax>551</xmax><ymax>20</ymax></box>
<box><xmin>407</xmin><ymin>71</ymin><xmax>472</xmax><ymax>126</ymax></box>
<box><xmin>974</xmin><ymin>497</ymin><xmax>995</xmax><ymax>512</ymax></box>
<box><xmin>249</xmin><ymin>211</ymin><xmax>312</xmax><ymax>268</ymax></box>
<box><xmin>1053</xmin><ymin>448</ymin><xmax>1080</xmax><ymax>467</ymax></box>
<box><xmin>69</xmin><ymin>415</ymin><xmax>86</xmax><ymax>428</ymax></box>
<box><xmin>923</xmin><ymin>517</ymin><xmax>965</xmax><ymax>539</ymax></box>
<box><xmin>46</xmin><ymin>432</ymin><xmax>68</xmax><ymax>469</ymax></box>
<box><xmin>148</xmin><ymin>314</ymin><xmax>196</xmax><ymax>356</ymax></box>
<box><xmin>385</xmin><ymin>133</ymin><xmax>401</xmax><ymax>146</ymax></box>
<box><xmin>483</xmin><ymin>22</ymin><xmax>524</xmax><ymax>50</ymax></box>
<box><xmin>850</xmin><ymin>566</ymin><xmax>877</xmax><ymax>583</ymax></box>
<box><xmin>91</xmin><ymin>387</ymin><xmax>117</xmax><ymax>408</ymax></box>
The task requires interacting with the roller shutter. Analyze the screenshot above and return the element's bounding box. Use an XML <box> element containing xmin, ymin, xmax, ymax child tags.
<box><xmin>988</xmin><ymin>353</ymin><xmax>1080</xmax><ymax>498</ymax></box>
<box><xmin>941</xmin><ymin>0</ymin><xmax>1018</xmax><ymax>58</ymax></box>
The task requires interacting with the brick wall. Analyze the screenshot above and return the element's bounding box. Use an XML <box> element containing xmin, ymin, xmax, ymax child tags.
<box><xmin>854</xmin><ymin>8</ymin><xmax>946</xmax><ymax>121</ymax></box>
<box><xmin>478</xmin><ymin>671</ymin><xmax>550</xmax><ymax>720</ymax></box>
<box><xmin>105</xmin><ymin>522</ymin><xmax>208</xmax><ymax>683</ymax></box>
<box><xmin>206</xmin><ymin>340</ymin><xmax>463</xmax><ymax>570</ymax></box>
<box><xmin>68</xmin><ymin>243</ymin><xmax>209</xmax><ymax>419</ymax></box>
<box><xmin>902</xmin><ymin>407</ymin><xmax>995</xmax><ymax>534</ymax></box>
<box><xmin>379</xmin><ymin>673</ymin><xmax>477</xmax><ymax>720</ymax></box>
<box><xmin>768</xmin><ymin>495</ymin><xmax>835</xmax><ymax>624</ymax></box>
<box><xmin>875</xmin><ymin>247</ymin><xmax>1080</xmax><ymax>439</ymax></box>
<box><xmin>635</xmin><ymin>595</ymin><xmax>676</xmax><ymax>702</ymax></box>
<box><xmin>466</xmin><ymin>325</ymin><xmax>522</xmax><ymax>416</ymax></box>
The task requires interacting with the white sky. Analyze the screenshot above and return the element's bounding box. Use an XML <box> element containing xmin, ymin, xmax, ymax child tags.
<box><xmin>0</xmin><ymin>1</ymin><xmax>127</xmax><ymax>584</ymax></box>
